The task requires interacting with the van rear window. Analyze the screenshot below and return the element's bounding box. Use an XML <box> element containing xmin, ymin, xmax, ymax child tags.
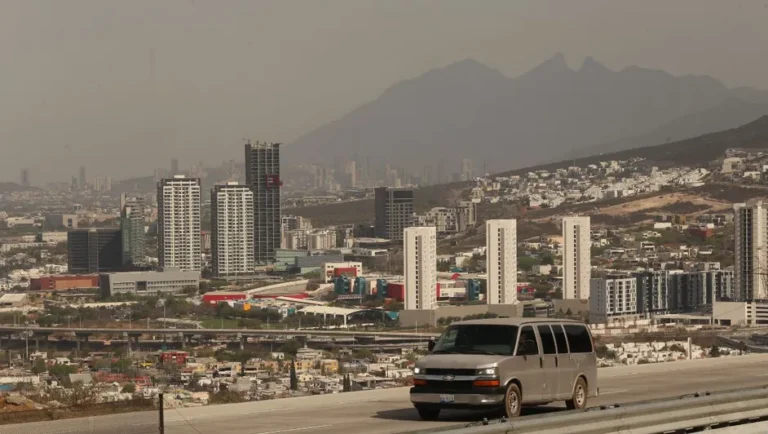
<box><xmin>563</xmin><ymin>324</ymin><xmax>593</xmax><ymax>353</ymax></box>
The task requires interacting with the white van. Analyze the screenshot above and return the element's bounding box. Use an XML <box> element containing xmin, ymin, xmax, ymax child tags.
<box><xmin>410</xmin><ymin>318</ymin><xmax>598</xmax><ymax>420</ymax></box>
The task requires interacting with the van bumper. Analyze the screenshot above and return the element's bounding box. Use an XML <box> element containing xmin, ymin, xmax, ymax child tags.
<box><xmin>410</xmin><ymin>387</ymin><xmax>506</xmax><ymax>408</ymax></box>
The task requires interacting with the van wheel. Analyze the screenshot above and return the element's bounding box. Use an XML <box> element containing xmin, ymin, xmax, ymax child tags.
<box><xmin>504</xmin><ymin>383</ymin><xmax>522</xmax><ymax>418</ymax></box>
<box><xmin>415</xmin><ymin>405</ymin><xmax>440</xmax><ymax>421</ymax></box>
<box><xmin>566</xmin><ymin>377</ymin><xmax>588</xmax><ymax>410</ymax></box>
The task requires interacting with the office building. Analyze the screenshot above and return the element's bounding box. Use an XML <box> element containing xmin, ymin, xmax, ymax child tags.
<box><xmin>79</xmin><ymin>166</ymin><xmax>86</xmax><ymax>190</ymax></box>
<box><xmin>100</xmin><ymin>269</ymin><xmax>200</xmax><ymax>297</ymax></box>
<box><xmin>45</xmin><ymin>214</ymin><xmax>79</xmax><ymax>230</ymax></box>
<box><xmin>562</xmin><ymin>216</ymin><xmax>591</xmax><ymax>300</ymax></box>
<box><xmin>404</xmin><ymin>226</ymin><xmax>437</xmax><ymax>310</ymax></box>
<box><xmin>461</xmin><ymin>158</ymin><xmax>473</xmax><ymax>181</ymax></box>
<box><xmin>171</xmin><ymin>158</ymin><xmax>179</xmax><ymax>176</ymax></box>
<box><xmin>211</xmin><ymin>182</ymin><xmax>254</xmax><ymax>277</ymax></box>
<box><xmin>457</xmin><ymin>201</ymin><xmax>478</xmax><ymax>232</ymax></box>
<box><xmin>589</xmin><ymin>275</ymin><xmax>639</xmax><ymax>324</ymax></box>
<box><xmin>245</xmin><ymin>141</ymin><xmax>282</xmax><ymax>264</ymax></box>
<box><xmin>120</xmin><ymin>196</ymin><xmax>145</xmax><ymax>267</ymax></box>
<box><xmin>20</xmin><ymin>169</ymin><xmax>29</xmax><ymax>187</ymax></box>
<box><xmin>282</xmin><ymin>215</ymin><xmax>311</xmax><ymax>231</ymax></box>
<box><xmin>486</xmin><ymin>219</ymin><xmax>518</xmax><ymax>305</ymax></box>
<box><xmin>67</xmin><ymin>228</ymin><xmax>123</xmax><ymax>274</ymax></box>
<box><xmin>374</xmin><ymin>187</ymin><xmax>414</xmax><ymax>241</ymax></box>
<box><xmin>157</xmin><ymin>176</ymin><xmax>202</xmax><ymax>271</ymax></box>
<box><xmin>734</xmin><ymin>200</ymin><xmax>768</xmax><ymax>300</ymax></box>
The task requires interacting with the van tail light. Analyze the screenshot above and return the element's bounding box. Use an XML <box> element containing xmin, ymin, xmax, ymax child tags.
<box><xmin>472</xmin><ymin>380</ymin><xmax>500</xmax><ymax>387</ymax></box>
<box><xmin>413</xmin><ymin>379</ymin><xmax>427</xmax><ymax>386</ymax></box>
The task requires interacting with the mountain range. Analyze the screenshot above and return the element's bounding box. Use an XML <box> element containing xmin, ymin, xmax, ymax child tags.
<box><xmin>285</xmin><ymin>53</ymin><xmax>768</xmax><ymax>174</ymax></box>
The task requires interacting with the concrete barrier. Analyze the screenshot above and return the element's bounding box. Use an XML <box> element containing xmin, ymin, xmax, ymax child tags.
<box><xmin>406</xmin><ymin>386</ymin><xmax>768</xmax><ymax>434</ymax></box>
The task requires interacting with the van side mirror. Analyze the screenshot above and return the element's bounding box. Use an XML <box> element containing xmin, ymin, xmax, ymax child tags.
<box><xmin>427</xmin><ymin>339</ymin><xmax>436</xmax><ymax>352</ymax></box>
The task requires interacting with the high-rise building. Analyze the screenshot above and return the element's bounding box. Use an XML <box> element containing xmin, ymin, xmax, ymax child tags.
<box><xmin>374</xmin><ymin>187</ymin><xmax>414</xmax><ymax>241</ymax></box>
<box><xmin>562</xmin><ymin>216</ymin><xmax>591</xmax><ymax>300</ymax></box>
<box><xmin>245</xmin><ymin>141</ymin><xmax>282</xmax><ymax>264</ymax></box>
<box><xmin>67</xmin><ymin>228</ymin><xmax>123</xmax><ymax>274</ymax></box>
<box><xmin>457</xmin><ymin>201</ymin><xmax>478</xmax><ymax>232</ymax></box>
<box><xmin>404</xmin><ymin>226</ymin><xmax>437</xmax><ymax>310</ymax></box>
<box><xmin>461</xmin><ymin>158</ymin><xmax>473</xmax><ymax>181</ymax></box>
<box><xmin>20</xmin><ymin>169</ymin><xmax>29</xmax><ymax>187</ymax></box>
<box><xmin>171</xmin><ymin>158</ymin><xmax>179</xmax><ymax>176</ymax></box>
<box><xmin>734</xmin><ymin>200</ymin><xmax>768</xmax><ymax>300</ymax></box>
<box><xmin>211</xmin><ymin>182</ymin><xmax>255</xmax><ymax>277</ymax></box>
<box><xmin>486</xmin><ymin>220</ymin><xmax>518</xmax><ymax>304</ymax></box>
<box><xmin>79</xmin><ymin>166</ymin><xmax>87</xmax><ymax>190</ymax></box>
<box><xmin>121</xmin><ymin>196</ymin><xmax>146</xmax><ymax>267</ymax></box>
<box><xmin>589</xmin><ymin>275</ymin><xmax>638</xmax><ymax>324</ymax></box>
<box><xmin>157</xmin><ymin>176</ymin><xmax>202</xmax><ymax>271</ymax></box>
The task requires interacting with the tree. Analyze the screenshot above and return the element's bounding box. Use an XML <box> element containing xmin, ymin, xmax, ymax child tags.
<box><xmin>31</xmin><ymin>359</ymin><xmax>47</xmax><ymax>375</ymax></box>
<box><xmin>352</xmin><ymin>349</ymin><xmax>374</xmax><ymax>361</ymax></box>
<box><xmin>279</xmin><ymin>340</ymin><xmax>302</xmax><ymax>356</ymax></box>
<box><xmin>289</xmin><ymin>359</ymin><xmax>298</xmax><ymax>391</ymax></box>
<box><xmin>121</xmin><ymin>383</ymin><xmax>137</xmax><ymax>394</ymax></box>
<box><xmin>709</xmin><ymin>345</ymin><xmax>721</xmax><ymax>358</ymax></box>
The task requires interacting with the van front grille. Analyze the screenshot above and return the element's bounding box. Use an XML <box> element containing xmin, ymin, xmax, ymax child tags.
<box><xmin>426</xmin><ymin>380</ymin><xmax>475</xmax><ymax>391</ymax></box>
<box><xmin>425</xmin><ymin>368</ymin><xmax>476</xmax><ymax>376</ymax></box>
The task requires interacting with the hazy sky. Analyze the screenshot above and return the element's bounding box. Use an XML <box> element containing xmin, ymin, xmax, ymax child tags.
<box><xmin>2</xmin><ymin>0</ymin><xmax>768</xmax><ymax>184</ymax></box>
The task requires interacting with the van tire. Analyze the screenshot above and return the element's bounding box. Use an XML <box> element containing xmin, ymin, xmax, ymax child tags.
<box><xmin>504</xmin><ymin>383</ymin><xmax>522</xmax><ymax>418</ymax></box>
<box><xmin>415</xmin><ymin>405</ymin><xmax>440</xmax><ymax>421</ymax></box>
<box><xmin>566</xmin><ymin>377</ymin><xmax>588</xmax><ymax>410</ymax></box>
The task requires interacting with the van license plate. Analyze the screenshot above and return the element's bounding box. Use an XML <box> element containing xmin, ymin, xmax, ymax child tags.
<box><xmin>439</xmin><ymin>394</ymin><xmax>455</xmax><ymax>403</ymax></box>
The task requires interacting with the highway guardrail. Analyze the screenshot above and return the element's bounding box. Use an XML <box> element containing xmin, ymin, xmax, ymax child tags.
<box><xmin>405</xmin><ymin>385</ymin><xmax>768</xmax><ymax>434</ymax></box>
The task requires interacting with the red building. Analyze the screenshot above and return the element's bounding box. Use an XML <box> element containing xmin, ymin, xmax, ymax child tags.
<box><xmin>689</xmin><ymin>226</ymin><xmax>713</xmax><ymax>240</ymax></box>
<box><xmin>202</xmin><ymin>291</ymin><xmax>247</xmax><ymax>305</ymax></box>
<box><xmin>160</xmin><ymin>351</ymin><xmax>188</xmax><ymax>366</ymax></box>
<box><xmin>386</xmin><ymin>283</ymin><xmax>405</xmax><ymax>302</ymax></box>
<box><xmin>31</xmin><ymin>275</ymin><xmax>99</xmax><ymax>291</ymax></box>
<box><xmin>334</xmin><ymin>267</ymin><xmax>358</xmax><ymax>278</ymax></box>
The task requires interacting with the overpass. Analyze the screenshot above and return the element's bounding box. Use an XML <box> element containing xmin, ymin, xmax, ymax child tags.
<box><xmin>0</xmin><ymin>326</ymin><xmax>438</xmax><ymax>352</ymax></box>
<box><xmin>7</xmin><ymin>354</ymin><xmax>768</xmax><ymax>434</ymax></box>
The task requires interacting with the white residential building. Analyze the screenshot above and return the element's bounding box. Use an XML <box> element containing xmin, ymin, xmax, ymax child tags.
<box><xmin>734</xmin><ymin>200</ymin><xmax>768</xmax><ymax>300</ymax></box>
<box><xmin>589</xmin><ymin>276</ymin><xmax>639</xmax><ymax>324</ymax></box>
<box><xmin>158</xmin><ymin>176</ymin><xmax>202</xmax><ymax>271</ymax></box>
<box><xmin>485</xmin><ymin>219</ymin><xmax>518</xmax><ymax>304</ymax></box>
<box><xmin>211</xmin><ymin>182</ymin><xmax>255</xmax><ymax>277</ymax></box>
<box><xmin>404</xmin><ymin>226</ymin><xmax>437</xmax><ymax>310</ymax></box>
<box><xmin>562</xmin><ymin>216</ymin><xmax>591</xmax><ymax>300</ymax></box>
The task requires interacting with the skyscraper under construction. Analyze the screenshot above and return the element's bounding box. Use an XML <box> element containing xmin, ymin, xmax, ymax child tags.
<box><xmin>245</xmin><ymin>141</ymin><xmax>282</xmax><ymax>264</ymax></box>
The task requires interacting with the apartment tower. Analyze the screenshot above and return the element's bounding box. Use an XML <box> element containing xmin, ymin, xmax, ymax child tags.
<box><xmin>157</xmin><ymin>176</ymin><xmax>202</xmax><ymax>271</ymax></box>
<box><xmin>734</xmin><ymin>200</ymin><xmax>768</xmax><ymax>300</ymax></box>
<box><xmin>486</xmin><ymin>219</ymin><xmax>518</xmax><ymax>304</ymax></box>
<box><xmin>211</xmin><ymin>182</ymin><xmax>255</xmax><ymax>277</ymax></box>
<box><xmin>562</xmin><ymin>216</ymin><xmax>591</xmax><ymax>300</ymax></box>
<box><xmin>404</xmin><ymin>226</ymin><xmax>437</xmax><ymax>310</ymax></box>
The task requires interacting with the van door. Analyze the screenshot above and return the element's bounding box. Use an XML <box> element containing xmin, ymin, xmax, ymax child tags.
<box><xmin>515</xmin><ymin>325</ymin><xmax>543</xmax><ymax>402</ymax></box>
<box><xmin>551</xmin><ymin>323</ymin><xmax>574</xmax><ymax>399</ymax></box>
<box><xmin>536</xmin><ymin>325</ymin><xmax>559</xmax><ymax>402</ymax></box>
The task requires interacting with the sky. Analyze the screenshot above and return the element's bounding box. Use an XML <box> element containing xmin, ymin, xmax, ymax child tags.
<box><xmin>2</xmin><ymin>0</ymin><xmax>768</xmax><ymax>184</ymax></box>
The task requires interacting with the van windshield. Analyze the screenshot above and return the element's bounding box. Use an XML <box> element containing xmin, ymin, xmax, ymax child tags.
<box><xmin>432</xmin><ymin>324</ymin><xmax>518</xmax><ymax>356</ymax></box>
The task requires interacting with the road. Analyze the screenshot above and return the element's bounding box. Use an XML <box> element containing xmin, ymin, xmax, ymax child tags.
<box><xmin>6</xmin><ymin>354</ymin><xmax>768</xmax><ymax>434</ymax></box>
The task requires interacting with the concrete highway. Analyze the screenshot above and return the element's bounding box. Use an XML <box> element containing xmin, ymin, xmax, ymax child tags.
<box><xmin>8</xmin><ymin>353</ymin><xmax>768</xmax><ymax>434</ymax></box>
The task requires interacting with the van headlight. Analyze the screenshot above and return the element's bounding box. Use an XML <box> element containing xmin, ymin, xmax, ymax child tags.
<box><xmin>413</xmin><ymin>367</ymin><xmax>421</xmax><ymax>374</ymax></box>
<box><xmin>476</xmin><ymin>367</ymin><xmax>498</xmax><ymax>376</ymax></box>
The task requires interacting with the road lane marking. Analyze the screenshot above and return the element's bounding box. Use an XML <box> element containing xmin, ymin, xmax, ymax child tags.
<box><xmin>256</xmin><ymin>425</ymin><xmax>334</xmax><ymax>434</ymax></box>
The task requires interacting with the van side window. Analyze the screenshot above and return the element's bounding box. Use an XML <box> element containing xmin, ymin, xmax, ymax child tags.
<box><xmin>564</xmin><ymin>324</ymin><xmax>593</xmax><ymax>353</ymax></box>
<box><xmin>537</xmin><ymin>325</ymin><xmax>557</xmax><ymax>355</ymax></box>
<box><xmin>517</xmin><ymin>326</ymin><xmax>539</xmax><ymax>356</ymax></box>
<box><xmin>552</xmin><ymin>324</ymin><xmax>569</xmax><ymax>354</ymax></box>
